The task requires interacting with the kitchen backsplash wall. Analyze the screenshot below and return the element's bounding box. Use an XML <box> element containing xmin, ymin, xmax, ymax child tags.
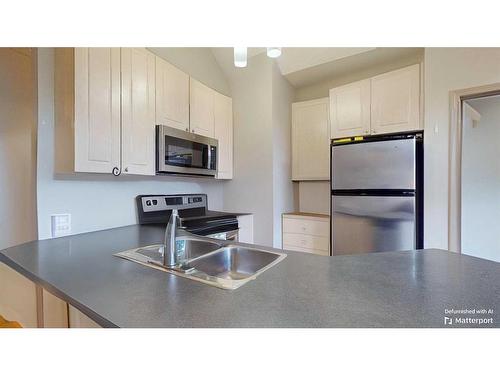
<box><xmin>36</xmin><ymin>48</ymin><xmax>227</xmax><ymax>240</ymax></box>
<box><xmin>298</xmin><ymin>181</ymin><xmax>330</xmax><ymax>215</ymax></box>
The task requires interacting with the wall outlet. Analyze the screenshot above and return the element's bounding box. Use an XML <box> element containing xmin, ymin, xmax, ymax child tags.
<box><xmin>51</xmin><ymin>214</ymin><xmax>71</xmax><ymax>238</ymax></box>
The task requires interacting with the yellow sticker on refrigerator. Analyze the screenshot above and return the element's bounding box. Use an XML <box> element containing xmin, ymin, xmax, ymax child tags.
<box><xmin>332</xmin><ymin>138</ymin><xmax>352</xmax><ymax>143</ymax></box>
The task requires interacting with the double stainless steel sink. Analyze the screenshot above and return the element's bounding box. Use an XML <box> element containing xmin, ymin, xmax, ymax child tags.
<box><xmin>114</xmin><ymin>236</ymin><xmax>286</xmax><ymax>290</ymax></box>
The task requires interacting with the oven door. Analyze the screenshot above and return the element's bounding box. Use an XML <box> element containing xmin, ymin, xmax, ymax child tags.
<box><xmin>157</xmin><ymin>125</ymin><xmax>218</xmax><ymax>176</ymax></box>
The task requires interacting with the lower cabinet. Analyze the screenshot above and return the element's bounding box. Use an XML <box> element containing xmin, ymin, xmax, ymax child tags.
<box><xmin>0</xmin><ymin>262</ymin><xmax>100</xmax><ymax>328</ymax></box>
<box><xmin>42</xmin><ymin>289</ymin><xmax>69</xmax><ymax>328</ymax></box>
<box><xmin>68</xmin><ymin>305</ymin><xmax>101</xmax><ymax>328</ymax></box>
<box><xmin>0</xmin><ymin>262</ymin><xmax>38</xmax><ymax>328</ymax></box>
<box><xmin>282</xmin><ymin>213</ymin><xmax>330</xmax><ymax>256</ymax></box>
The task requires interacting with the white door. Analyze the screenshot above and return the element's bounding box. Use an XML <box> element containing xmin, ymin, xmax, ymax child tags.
<box><xmin>292</xmin><ymin>98</ymin><xmax>330</xmax><ymax>180</ymax></box>
<box><xmin>370</xmin><ymin>64</ymin><xmax>421</xmax><ymax>135</ymax></box>
<box><xmin>155</xmin><ymin>57</ymin><xmax>189</xmax><ymax>132</ymax></box>
<box><xmin>74</xmin><ymin>48</ymin><xmax>121</xmax><ymax>173</ymax></box>
<box><xmin>214</xmin><ymin>92</ymin><xmax>233</xmax><ymax>179</ymax></box>
<box><xmin>121</xmin><ymin>48</ymin><xmax>156</xmax><ymax>176</ymax></box>
<box><xmin>329</xmin><ymin>79</ymin><xmax>370</xmax><ymax>138</ymax></box>
<box><xmin>190</xmin><ymin>78</ymin><xmax>215</xmax><ymax>137</ymax></box>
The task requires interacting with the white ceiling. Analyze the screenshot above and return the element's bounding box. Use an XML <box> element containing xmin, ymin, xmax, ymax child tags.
<box><xmin>239</xmin><ymin>47</ymin><xmax>375</xmax><ymax>75</ymax></box>
<box><xmin>212</xmin><ymin>47</ymin><xmax>423</xmax><ymax>88</ymax></box>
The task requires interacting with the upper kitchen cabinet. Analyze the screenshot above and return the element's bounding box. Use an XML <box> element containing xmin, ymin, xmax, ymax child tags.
<box><xmin>214</xmin><ymin>92</ymin><xmax>233</xmax><ymax>179</ymax></box>
<box><xmin>189</xmin><ymin>78</ymin><xmax>215</xmax><ymax>137</ymax></box>
<box><xmin>328</xmin><ymin>64</ymin><xmax>422</xmax><ymax>138</ymax></box>
<box><xmin>329</xmin><ymin>79</ymin><xmax>371</xmax><ymax>139</ymax></box>
<box><xmin>55</xmin><ymin>48</ymin><xmax>121</xmax><ymax>174</ymax></box>
<box><xmin>370</xmin><ymin>64</ymin><xmax>421</xmax><ymax>135</ymax></box>
<box><xmin>155</xmin><ymin>57</ymin><xmax>190</xmax><ymax>132</ymax></box>
<box><xmin>292</xmin><ymin>98</ymin><xmax>330</xmax><ymax>180</ymax></box>
<box><xmin>121</xmin><ymin>48</ymin><xmax>156</xmax><ymax>176</ymax></box>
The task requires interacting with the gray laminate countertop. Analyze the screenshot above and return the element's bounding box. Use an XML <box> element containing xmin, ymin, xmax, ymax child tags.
<box><xmin>1</xmin><ymin>224</ymin><xmax>499</xmax><ymax>328</ymax></box>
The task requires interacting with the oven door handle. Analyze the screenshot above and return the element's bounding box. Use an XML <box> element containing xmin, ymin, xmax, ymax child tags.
<box><xmin>206</xmin><ymin>229</ymin><xmax>239</xmax><ymax>241</ymax></box>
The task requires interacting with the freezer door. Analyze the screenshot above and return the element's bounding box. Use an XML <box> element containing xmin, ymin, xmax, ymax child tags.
<box><xmin>331</xmin><ymin>195</ymin><xmax>416</xmax><ymax>255</ymax></box>
<box><xmin>332</xmin><ymin>138</ymin><xmax>416</xmax><ymax>190</ymax></box>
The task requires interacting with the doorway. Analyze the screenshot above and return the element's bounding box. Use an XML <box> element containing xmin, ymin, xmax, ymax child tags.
<box><xmin>461</xmin><ymin>95</ymin><xmax>500</xmax><ymax>262</ymax></box>
<box><xmin>449</xmin><ymin>84</ymin><xmax>500</xmax><ymax>262</ymax></box>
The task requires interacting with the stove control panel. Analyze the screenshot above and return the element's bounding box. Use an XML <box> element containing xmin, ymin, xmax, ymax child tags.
<box><xmin>139</xmin><ymin>194</ymin><xmax>207</xmax><ymax>213</ymax></box>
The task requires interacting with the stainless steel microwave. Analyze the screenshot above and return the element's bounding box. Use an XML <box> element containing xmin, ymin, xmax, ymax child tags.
<box><xmin>156</xmin><ymin>125</ymin><xmax>218</xmax><ymax>177</ymax></box>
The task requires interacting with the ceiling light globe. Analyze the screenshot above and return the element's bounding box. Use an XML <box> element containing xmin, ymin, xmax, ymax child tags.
<box><xmin>266</xmin><ymin>47</ymin><xmax>282</xmax><ymax>58</ymax></box>
<box><xmin>234</xmin><ymin>47</ymin><xmax>247</xmax><ymax>67</ymax></box>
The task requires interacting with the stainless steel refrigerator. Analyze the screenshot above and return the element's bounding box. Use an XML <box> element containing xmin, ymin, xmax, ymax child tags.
<box><xmin>330</xmin><ymin>132</ymin><xmax>423</xmax><ymax>256</ymax></box>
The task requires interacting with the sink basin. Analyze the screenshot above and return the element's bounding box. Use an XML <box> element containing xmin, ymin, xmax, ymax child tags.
<box><xmin>135</xmin><ymin>237</ymin><xmax>221</xmax><ymax>263</ymax></box>
<box><xmin>114</xmin><ymin>237</ymin><xmax>286</xmax><ymax>290</ymax></box>
<box><xmin>185</xmin><ymin>246</ymin><xmax>282</xmax><ymax>280</ymax></box>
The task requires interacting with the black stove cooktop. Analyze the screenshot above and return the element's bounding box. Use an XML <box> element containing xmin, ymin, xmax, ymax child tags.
<box><xmin>136</xmin><ymin>194</ymin><xmax>239</xmax><ymax>236</ymax></box>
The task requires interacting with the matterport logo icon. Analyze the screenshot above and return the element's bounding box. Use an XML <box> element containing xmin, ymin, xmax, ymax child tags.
<box><xmin>443</xmin><ymin>308</ymin><xmax>495</xmax><ymax>327</ymax></box>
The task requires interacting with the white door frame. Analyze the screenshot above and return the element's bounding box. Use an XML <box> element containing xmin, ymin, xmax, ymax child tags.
<box><xmin>448</xmin><ymin>83</ymin><xmax>500</xmax><ymax>253</ymax></box>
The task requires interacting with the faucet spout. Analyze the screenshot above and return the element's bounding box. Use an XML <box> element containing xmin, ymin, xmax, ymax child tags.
<box><xmin>163</xmin><ymin>209</ymin><xmax>181</xmax><ymax>267</ymax></box>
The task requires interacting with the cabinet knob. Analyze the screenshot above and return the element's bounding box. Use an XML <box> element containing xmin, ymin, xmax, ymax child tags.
<box><xmin>185</xmin><ymin>127</ymin><xmax>189</xmax><ymax>132</ymax></box>
<box><xmin>124</xmin><ymin>167</ymin><xmax>129</xmax><ymax>172</ymax></box>
<box><xmin>191</xmin><ymin>129</ymin><xmax>195</xmax><ymax>133</ymax></box>
<box><xmin>112</xmin><ymin>167</ymin><xmax>121</xmax><ymax>176</ymax></box>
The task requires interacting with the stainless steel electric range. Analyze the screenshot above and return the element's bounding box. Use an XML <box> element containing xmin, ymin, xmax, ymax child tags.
<box><xmin>136</xmin><ymin>194</ymin><xmax>239</xmax><ymax>241</ymax></box>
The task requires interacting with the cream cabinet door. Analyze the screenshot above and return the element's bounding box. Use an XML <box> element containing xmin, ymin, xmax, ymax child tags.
<box><xmin>370</xmin><ymin>64</ymin><xmax>421</xmax><ymax>135</ymax></box>
<box><xmin>214</xmin><ymin>92</ymin><xmax>233</xmax><ymax>179</ymax></box>
<box><xmin>121</xmin><ymin>48</ymin><xmax>156</xmax><ymax>176</ymax></box>
<box><xmin>155</xmin><ymin>57</ymin><xmax>190</xmax><ymax>132</ymax></box>
<box><xmin>292</xmin><ymin>98</ymin><xmax>330</xmax><ymax>180</ymax></box>
<box><xmin>74</xmin><ymin>48</ymin><xmax>121</xmax><ymax>173</ymax></box>
<box><xmin>190</xmin><ymin>78</ymin><xmax>215</xmax><ymax>137</ymax></box>
<box><xmin>329</xmin><ymin>79</ymin><xmax>370</xmax><ymax>138</ymax></box>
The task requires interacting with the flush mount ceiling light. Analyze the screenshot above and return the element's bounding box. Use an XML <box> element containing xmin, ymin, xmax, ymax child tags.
<box><xmin>234</xmin><ymin>47</ymin><xmax>247</xmax><ymax>67</ymax></box>
<box><xmin>266</xmin><ymin>47</ymin><xmax>282</xmax><ymax>58</ymax></box>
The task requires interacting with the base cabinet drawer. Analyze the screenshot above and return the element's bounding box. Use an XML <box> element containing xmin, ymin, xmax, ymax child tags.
<box><xmin>283</xmin><ymin>217</ymin><xmax>329</xmax><ymax>237</ymax></box>
<box><xmin>283</xmin><ymin>244</ymin><xmax>329</xmax><ymax>256</ymax></box>
<box><xmin>283</xmin><ymin>233</ymin><xmax>329</xmax><ymax>252</ymax></box>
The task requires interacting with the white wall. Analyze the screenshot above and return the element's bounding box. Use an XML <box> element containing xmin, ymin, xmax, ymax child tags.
<box><xmin>212</xmin><ymin>49</ymin><xmax>295</xmax><ymax>247</ymax></box>
<box><xmin>220</xmin><ymin>53</ymin><xmax>275</xmax><ymax>246</ymax></box>
<box><xmin>298</xmin><ymin>182</ymin><xmax>330</xmax><ymax>215</ymax></box>
<box><xmin>36</xmin><ymin>48</ymin><xmax>227</xmax><ymax>240</ymax></box>
<box><xmin>0</xmin><ymin>48</ymin><xmax>37</xmax><ymax>249</ymax></box>
<box><xmin>461</xmin><ymin>96</ymin><xmax>500</xmax><ymax>262</ymax></box>
<box><xmin>424</xmin><ymin>48</ymin><xmax>500</xmax><ymax>250</ymax></box>
<box><xmin>271</xmin><ymin>62</ymin><xmax>296</xmax><ymax>247</ymax></box>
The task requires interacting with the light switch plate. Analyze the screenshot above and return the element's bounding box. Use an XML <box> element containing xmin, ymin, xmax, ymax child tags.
<box><xmin>51</xmin><ymin>214</ymin><xmax>71</xmax><ymax>238</ymax></box>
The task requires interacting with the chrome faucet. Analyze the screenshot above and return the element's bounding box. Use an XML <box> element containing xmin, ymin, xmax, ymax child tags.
<box><xmin>163</xmin><ymin>209</ymin><xmax>184</xmax><ymax>267</ymax></box>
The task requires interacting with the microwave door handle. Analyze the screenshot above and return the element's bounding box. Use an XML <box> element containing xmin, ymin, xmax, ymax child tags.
<box><xmin>157</xmin><ymin>126</ymin><xmax>166</xmax><ymax>172</ymax></box>
<box><xmin>207</xmin><ymin>145</ymin><xmax>212</xmax><ymax>170</ymax></box>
